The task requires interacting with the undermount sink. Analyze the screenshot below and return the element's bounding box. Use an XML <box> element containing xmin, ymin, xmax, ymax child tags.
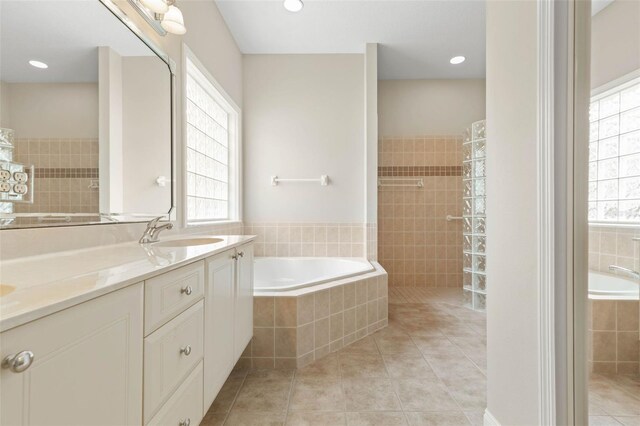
<box><xmin>152</xmin><ymin>237</ymin><xmax>224</xmax><ymax>248</ymax></box>
<box><xmin>0</xmin><ymin>284</ymin><xmax>16</xmax><ymax>297</ymax></box>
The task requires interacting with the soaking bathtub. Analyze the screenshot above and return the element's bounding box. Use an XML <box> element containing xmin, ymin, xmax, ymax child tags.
<box><xmin>589</xmin><ymin>271</ymin><xmax>639</xmax><ymax>300</ymax></box>
<box><xmin>246</xmin><ymin>257</ymin><xmax>389</xmax><ymax>369</ymax></box>
<box><xmin>254</xmin><ymin>257</ymin><xmax>375</xmax><ymax>292</ymax></box>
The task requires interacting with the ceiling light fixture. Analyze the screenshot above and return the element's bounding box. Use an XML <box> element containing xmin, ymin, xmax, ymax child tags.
<box><xmin>450</xmin><ymin>56</ymin><xmax>466</xmax><ymax>65</ymax></box>
<box><xmin>283</xmin><ymin>0</ymin><xmax>303</xmax><ymax>13</ymax></box>
<box><xmin>129</xmin><ymin>0</ymin><xmax>186</xmax><ymax>35</ymax></box>
<box><xmin>28</xmin><ymin>60</ymin><xmax>48</xmax><ymax>69</ymax></box>
<box><xmin>161</xmin><ymin>5</ymin><xmax>186</xmax><ymax>35</ymax></box>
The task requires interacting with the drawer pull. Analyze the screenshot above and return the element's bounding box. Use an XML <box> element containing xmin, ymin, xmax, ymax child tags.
<box><xmin>179</xmin><ymin>419</ymin><xmax>191</xmax><ymax>426</ymax></box>
<box><xmin>2</xmin><ymin>350</ymin><xmax>35</xmax><ymax>373</ymax></box>
<box><xmin>180</xmin><ymin>345</ymin><xmax>192</xmax><ymax>356</ymax></box>
<box><xmin>238</xmin><ymin>251</ymin><xmax>244</xmax><ymax>258</ymax></box>
<box><xmin>180</xmin><ymin>286</ymin><xmax>193</xmax><ymax>295</ymax></box>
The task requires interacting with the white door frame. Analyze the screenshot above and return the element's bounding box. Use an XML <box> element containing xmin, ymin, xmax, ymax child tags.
<box><xmin>536</xmin><ymin>0</ymin><xmax>590</xmax><ymax>424</ymax></box>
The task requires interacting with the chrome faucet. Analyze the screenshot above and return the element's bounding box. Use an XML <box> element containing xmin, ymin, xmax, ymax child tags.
<box><xmin>608</xmin><ymin>265</ymin><xmax>640</xmax><ymax>280</ymax></box>
<box><xmin>139</xmin><ymin>216</ymin><xmax>173</xmax><ymax>244</ymax></box>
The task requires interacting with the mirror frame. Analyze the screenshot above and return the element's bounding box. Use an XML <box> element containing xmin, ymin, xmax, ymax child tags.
<box><xmin>0</xmin><ymin>0</ymin><xmax>177</xmax><ymax>229</ymax></box>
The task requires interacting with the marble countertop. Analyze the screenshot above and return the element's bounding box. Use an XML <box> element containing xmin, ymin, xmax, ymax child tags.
<box><xmin>0</xmin><ymin>235</ymin><xmax>255</xmax><ymax>332</ymax></box>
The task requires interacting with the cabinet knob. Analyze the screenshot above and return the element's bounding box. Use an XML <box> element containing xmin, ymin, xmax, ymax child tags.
<box><xmin>2</xmin><ymin>350</ymin><xmax>34</xmax><ymax>373</ymax></box>
<box><xmin>231</xmin><ymin>254</ymin><xmax>238</xmax><ymax>260</ymax></box>
<box><xmin>179</xmin><ymin>419</ymin><xmax>191</xmax><ymax>426</ymax></box>
<box><xmin>238</xmin><ymin>251</ymin><xmax>244</xmax><ymax>258</ymax></box>
<box><xmin>181</xmin><ymin>286</ymin><xmax>193</xmax><ymax>295</ymax></box>
<box><xmin>180</xmin><ymin>345</ymin><xmax>192</xmax><ymax>356</ymax></box>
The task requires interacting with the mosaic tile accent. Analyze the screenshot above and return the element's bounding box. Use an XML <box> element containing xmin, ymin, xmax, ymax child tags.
<box><xmin>378</xmin><ymin>166</ymin><xmax>462</xmax><ymax>177</ymax></box>
<box><xmin>34</xmin><ymin>168</ymin><xmax>99</xmax><ymax>179</ymax></box>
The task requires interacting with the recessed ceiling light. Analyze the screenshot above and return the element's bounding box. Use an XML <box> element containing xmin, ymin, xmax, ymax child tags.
<box><xmin>29</xmin><ymin>60</ymin><xmax>48</xmax><ymax>69</ymax></box>
<box><xmin>283</xmin><ymin>0</ymin><xmax>303</xmax><ymax>12</ymax></box>
<box><xmin>450</xmin><ymin>56</ymin><xmax>466</xmax><ymax>65</ymax></box>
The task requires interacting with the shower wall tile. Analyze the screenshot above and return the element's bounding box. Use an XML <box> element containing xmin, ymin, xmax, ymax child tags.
<box><xmin>244</xmin><ymin>223</ymin><xmax>367</xmax><ymax>258</ymax></box>
<box><xmin>378</xmin><ymin>135</ymin><xmax>463</xmax><ymax>288</ymax></box>
<box><xmin>12</xmin><ymin>138</ymin><xmax>100</xmax><ymax>215</ymax></box>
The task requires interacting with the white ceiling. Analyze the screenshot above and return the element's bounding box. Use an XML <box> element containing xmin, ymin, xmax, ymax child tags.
<box><xmin>1</xmin><ymin>1</ymin><xmax>156</xmax><ymax>83</ymax></box>
<box><xmin>215</xmin><ymin>0</ymin><xmax>486</xmax><ymax>80</ymax></box>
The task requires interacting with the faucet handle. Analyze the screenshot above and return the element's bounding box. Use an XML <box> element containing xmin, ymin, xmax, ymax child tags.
<box><xmin>147</xmin><ymin>216</ymin><xmax>164</xmax><ymax>228</ymax></box>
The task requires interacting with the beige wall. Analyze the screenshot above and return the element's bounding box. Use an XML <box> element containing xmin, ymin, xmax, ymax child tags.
<box><xmin>378</xmin><ymin>79</ymin><xmax>486</xmax><ymax>137</ymax></box>
<box><xmin>591</xmin><ymin>0</ymin><xmax>640</xmax><ymax>89</ymax></box>
<box><xmin>485</xmin><ymin>0</ymin><xmax>540</xmax><ymax>424</ymax></box>
<box><xmin>122</xmin><ymin>56</ymin><xmax>171</xmax><ymax>214</ymax></box>
<box><xmin>1</xmin><ymin>83</ymin><xmax>98</xmax><ymax>139</ymax></box>
<box><xmin>243</xmin><ymin>54</ymin><xmax>365</xmax><ymax>223</ymax></box>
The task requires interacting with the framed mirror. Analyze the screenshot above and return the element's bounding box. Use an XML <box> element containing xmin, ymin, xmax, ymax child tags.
<box><xmin>0</xmin><ymin>0</ymin><xmax>174</xmax><ymax>229</ymax></box>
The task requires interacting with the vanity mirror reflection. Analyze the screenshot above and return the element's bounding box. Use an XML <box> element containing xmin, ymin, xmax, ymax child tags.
<box><xmin>0</xmin><ymin>0</ymin><xmax>174</xmax><ymax>229</ymax></box>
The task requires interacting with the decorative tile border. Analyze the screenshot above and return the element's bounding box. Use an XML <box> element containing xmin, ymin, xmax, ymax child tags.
<box><xmin>34</xmin><ymin>168</ymin><xmax>99</xmax><ymax>179</ymax></box>
<box><xmin>378</xmin><ymin>166</ymin><xmax>462</xmax><ymax>177</ymax></box>
<box><xmin>237</xmin><ymin>264</ymin><xmax>388</xmax><ymax>370</ymax></box>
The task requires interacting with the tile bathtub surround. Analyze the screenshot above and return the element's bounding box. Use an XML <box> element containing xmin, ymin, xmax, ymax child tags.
<box><xmin>239</xmin><ymin>269</ymin><xmax>389</xmax><ymax>370</ymax></box>
<box><xmin>244</xmin><ymin>223</ymin><xmax>366</xmax><ymax>258</ymax></box>
<box><xmin>378</xmin><ymin>135</ymin><xmax>464</xmax><ymax>288</ymax></box>
<box><xmin>589</xmin><ymin>299</ymin><xmax>640</xmax><ymax>375</ymax></box>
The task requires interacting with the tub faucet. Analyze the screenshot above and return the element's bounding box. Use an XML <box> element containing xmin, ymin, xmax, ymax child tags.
<box><xmin>608</xmin><ymin>265</ymin><xmax>640</xmax><ymax>280</ymax></box>
<box><xmin>139</xmin><ymin>216</ymin><xmax>173</xmax><ymax>244</ymax></box>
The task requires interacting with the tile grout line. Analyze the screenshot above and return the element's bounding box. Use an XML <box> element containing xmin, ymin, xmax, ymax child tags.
<box><xmin>220</xmin><ymin>370</ymin><xmax>248</xmax><ymax>426</ymax></box>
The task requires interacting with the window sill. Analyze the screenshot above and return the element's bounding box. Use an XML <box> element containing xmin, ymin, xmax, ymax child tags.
<box><xmin>588</xmin><ymin>222</ymin><xmax>640</xmax><ymax>229</ymax></box>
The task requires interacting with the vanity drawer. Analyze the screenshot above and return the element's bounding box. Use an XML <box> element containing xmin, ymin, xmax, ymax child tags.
<box><xmin>145</xmin><ymin>261</ymin><xmax>204</xmax><ymax>335</ymax></box>
<box><xmin>147</xmin><ymin>361</ymin><xmax>203</xmax><ymax>426</ymax></box>
<box><xmin>144</xmin><ymin>300</ymin><xmax>204</xmax><ymax>423</ymax></box>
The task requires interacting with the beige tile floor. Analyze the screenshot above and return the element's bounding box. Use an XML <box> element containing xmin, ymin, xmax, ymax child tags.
<box><xmin>202</xmin><ymin>288</ymin><xmax>488</xmax><ymax>426</ymax></box>
<box><xmin>589</xmin><ymin>373</ymin><xmax>640</xmax><ymax>425</ymax></box>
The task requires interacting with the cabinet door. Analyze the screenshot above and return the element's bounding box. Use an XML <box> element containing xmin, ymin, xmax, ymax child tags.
<box><xmin>235</xmin><ymin>243</ymin><xmax>254</xmax><ymax>359</ymax></box>
<box><xmin>203</xmin><ymin>251</ymin><xmax>236</xmax><ymax>410</ymax></box>
<box><xmin>0</xmin><ymin>284</ymin><xmax>143</xmax><ymax>426</ymax></box>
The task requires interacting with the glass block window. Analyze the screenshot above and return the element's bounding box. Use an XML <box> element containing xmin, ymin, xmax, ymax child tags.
<box><xmin>589</xmin><ymin>77</ymin><xmax>640</xmax><ymax>223</ymax></box>
<box><xmin>185</xmin><ymin>56</ymin><xmax>239</xmax><ymax>224</ymax></box>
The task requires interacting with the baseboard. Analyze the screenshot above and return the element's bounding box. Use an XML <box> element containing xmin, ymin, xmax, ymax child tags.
<box><xmin>484</xmin><ymin>409</ymin><xmax>501</xmax><ymax>426</ymax></box>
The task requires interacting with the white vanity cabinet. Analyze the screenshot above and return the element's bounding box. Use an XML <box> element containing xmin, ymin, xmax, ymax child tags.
<box><xmin>0</xmin><ymin>240</ymin><xmax>254</xmax><ymax>426</ymax></box>
<box><xmin>204</xmin><ymin>242</ymin><xmax>254</xmax><ymax>411</ymax></box>
<box><xmin>0</xmin><ymin>283</ymin><xmax>144</xmax><ymax>426</ymax></box>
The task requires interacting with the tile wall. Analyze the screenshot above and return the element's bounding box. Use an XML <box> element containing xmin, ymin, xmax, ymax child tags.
<box><xmin>588</xmin><ymin>224</ymin><xmax>640</xmax><ymax>374</ymax></box>
<box><xmin>243</xmin><ymin>223</ymin><xmax>366</xmax><ymax>258</ymax></box>
<box><xmin>11</xmin><ymin>138</ymin><xmax>99</xmax><ymax>214</ymax></box>
<box><xmin>589</xmin><ymin>225</ymin><xmax>640</xmax><ymax>272</ymax></box>
<box><xmin>589</xmin><ymin>299</ymin><xmax>640</xmax><ymax>375</ymax></box>
<box><xmin>366</xmin><ymin>223</ymin><xmax>377</xmax><ymax>260</ymax></box>
<box><xmin>238</xmin><ymin>269</ymin><xmax>389</xmax><ymax>370</ymax></box>
<box><xmin>378</xmin><ymin>136</ymin><xmax>464</xmax><ymax>288</ymax></box>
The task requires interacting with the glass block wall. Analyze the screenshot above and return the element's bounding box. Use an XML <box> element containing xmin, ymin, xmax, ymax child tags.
<box><xmin>462</xmin><ymin>120</ymin><xmax>487</xmax><ymax>311</ymax></box>
<box><xmin>588</xmin><ymin>78</ymin><xmax>640</xmax><ymax>222</ymax></box>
